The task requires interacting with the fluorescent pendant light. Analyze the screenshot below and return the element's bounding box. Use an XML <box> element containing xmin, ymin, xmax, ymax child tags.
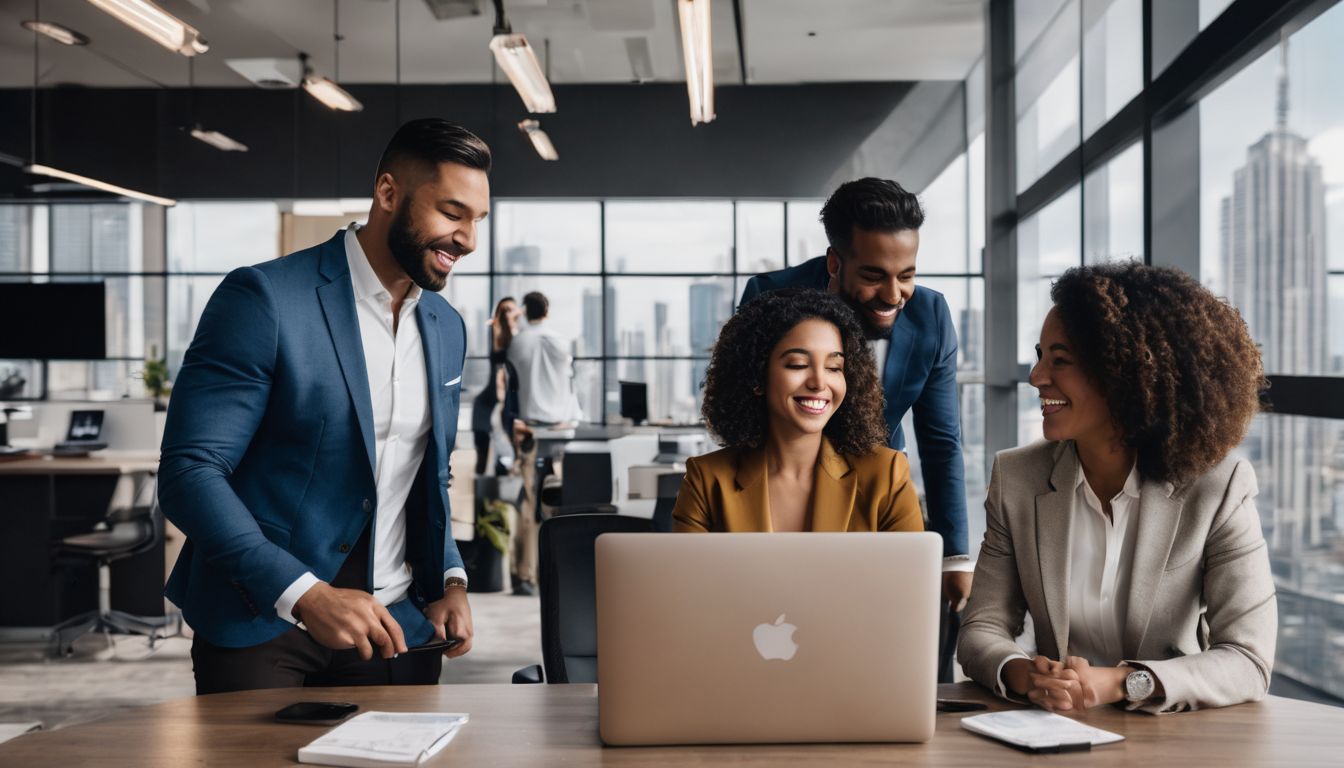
<box><xmin>303</xmin><ymin>74</ymin><xmax>363</xmax><ymax>112</ymax></box>
<box><xmin>191</xmin><ymin>127</ymin><xmax>248</xmax><ymax>152</ymax></box>
<box><xmin>490</xmin><ymin>34</ymin><xmax>556</xmax><ymax>113</ymax></box>
<box><xmin>676</xmin><ymin>0</ymin><xmax>715</xmax><ymax>125</ymax></box>
<box><xmin>20</xmin><ymin>20</ymin><xmax>89</xmax><ymax>46</ymax></box>
<box><xmin>518</xmin><ymin>120</ymin><xmax>559</xmax><ymax>161</ymax></box>
<box><xmin>25</xmin><ymin>163</ymin><xmax>176</xmax><ymax>206</ymax></box>
<box><xmin>86</xmin><ymin>0</ymin><xmax>208</xmax><ymax>56</ymax></box>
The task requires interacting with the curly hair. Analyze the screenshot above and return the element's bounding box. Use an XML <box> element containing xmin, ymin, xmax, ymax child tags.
<box><xmin>701</xmin><ymin>289</ymin><xmax>889</xmax><ymax>455</ymax></box>
<box><xmin>1050</xmin><ymin>262</ymin><xmax>1265</xmax><ymax>485</ymax></box>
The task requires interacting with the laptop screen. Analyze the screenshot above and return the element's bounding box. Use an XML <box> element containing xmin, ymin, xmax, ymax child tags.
<box><xmin>65</xmin><ymin>410</ymin><xmax>105</xmax><ymax>443</ymax></box>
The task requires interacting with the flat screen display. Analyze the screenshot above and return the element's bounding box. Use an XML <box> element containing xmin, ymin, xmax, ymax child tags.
<box><xmin>0</xmin><ymin>282</ymin><xmax>106</xmax><ymax>360</ymax></box>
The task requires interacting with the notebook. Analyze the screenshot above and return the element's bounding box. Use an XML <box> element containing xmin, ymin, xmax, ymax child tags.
<box><xmin>297</xmin><ymin>711</ymin><xmax>468</xmax><ymax>768</ymax></box>
<box><xmin>960</xmin><ymin>709</ymin><xmax>1125</xmax><ymax>753</ymax></box>
<box><xmin>596</xmin><ymin>532</ymin><xmax>942</xmax><ymax>745</ymax></box>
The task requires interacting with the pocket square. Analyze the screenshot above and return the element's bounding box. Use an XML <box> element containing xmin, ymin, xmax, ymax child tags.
<box><xmin>445</xmin><ymin>376</ymin><xmax>462</xmax><ymax>386</ymax></box>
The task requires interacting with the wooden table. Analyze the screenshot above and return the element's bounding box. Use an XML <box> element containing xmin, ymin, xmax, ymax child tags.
<box><xmin>2</xmin><ymin>682</ymin><xmax>1341</xmax><ymax>766</ymax></box>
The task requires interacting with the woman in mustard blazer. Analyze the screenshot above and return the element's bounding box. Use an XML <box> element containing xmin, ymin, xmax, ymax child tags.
<box><xmin>673</xmin><ymin>289</ymin><xmax>922</xmax><ymax>533</ymax></box>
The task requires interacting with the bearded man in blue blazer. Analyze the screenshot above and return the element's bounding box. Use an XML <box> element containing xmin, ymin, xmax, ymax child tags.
<box><xmin>740</xmin><ymin>179</ymin><xmax>973</xmax><ymax>618</ymax></box>
<box><xmin>160</xmin><ymin>119</ymin><xmax>489</xmax><ymax>693</ymax></box>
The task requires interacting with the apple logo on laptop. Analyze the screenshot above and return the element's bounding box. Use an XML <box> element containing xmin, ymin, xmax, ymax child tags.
<box><xmin>752</xmin><ymin>614</ymin><xmax>799</xmax><ymax>661</ymax></box>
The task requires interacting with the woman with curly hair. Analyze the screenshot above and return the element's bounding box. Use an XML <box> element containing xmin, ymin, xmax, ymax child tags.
<box><xmin>958</xmin><ymin>262</ymin><xmax>1275</xmax><ymax>715</ymax></box>
<box><xmin>673</xmin><ymin>289</ymin><xmax>922</xmax><ymax>534</ymax></box>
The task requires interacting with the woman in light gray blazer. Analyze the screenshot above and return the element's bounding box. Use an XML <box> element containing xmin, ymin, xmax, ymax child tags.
<box><xmin>959</xmin><ymin>263</ymin><xmax>1276</xmax><ymax>715</ymax></box>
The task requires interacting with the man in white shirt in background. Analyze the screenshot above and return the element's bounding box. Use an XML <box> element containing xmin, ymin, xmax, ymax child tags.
<box><xmin>506</xmin><ymin>291</ymin><xmax>582</xmax><ymax>595</ymax></box>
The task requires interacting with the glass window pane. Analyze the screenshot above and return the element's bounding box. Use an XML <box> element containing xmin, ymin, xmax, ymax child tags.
<box><xmin>900</xmin><ymin>383</ymin><xmax>988</xmax><ymax>553</ymax></box>
<box><xmin>919</xmin><ymin>155</ymin><xmax>969</xmax><ymax>274</ymax></box>
<box><xmin>1016</xmin><ymin>1</ymin><xmax>1080</xmax><ymax>192</ymax></box>
<box><xmin>918</xmin><ymin>277</ymin><xmax>985</xmax><ymax>375</ymax></box>
<box><xmin>605</xmin><ymin>201</ymin><xmax>732</xmax><ymax>274</ymax></box>
<box><xmin>50</xmin><ymin>204</ymin><xmax>142</xmax><ymax>273</ymax></box>
<box><xmin>455</xmin><ymin>357</ymin><xmax>494</xmax><ymax>435</ymax></box>
<box><xmin>167</xmin><ymin>276</ymin><xmax>225</xmax><ymax>376</ymax></box>
<box><xmin>735</xmin><ymin>202</ymin><xmax>785</xmax><ymax>274</ymax></box>
<box><xmin>494</xmin><ymin>201</ymin><xmax>600</xmax><ymax>274</ymax></box>
<box><xmin>1083</xmin><ymin>140</ymin><xmax>1144</xmax><ymax>263</ymax></box>
<box><xmin>1017</xmin><ymin>186</ymin><xmax>1080</xmax><ymax>367</ymax></box>
<box><xmin>493</xmin><ymin>276</ymin><xmax>602</xmax><ymax>358</ymax></box>
<box><xmin>1332</xmin><ymin>275</ymin><xmax>1344</xmax><ymax>374</ymax></box>
<box><xmin>1015</xmin><ymin>0</ymin><xmax>1070</xmax><ymax>63</ymax></box>
<box><xmin>1082</xmin><ymin>0</ymin><xmax>1142</xmax><ymax>137</ymax></box>
<box><xmin>0</xmin><ymin>360</ymin><xmax>43</xmax><ymax>399</ymax></box>
<box><xmin>438</xmin><ymin>276</ymin><xmax>492</xmax><ymax>359</ymax></box>
<box><xmin>605</xmin><ymin>277</ymin><xmax>734</xmax><ymax>358</ymax></box>
<box><xmin>786</xmin><ymin>200</ymin><xmax>828</xmax><ymax>266</ymax></box>
<box><xmin>1017</xmin><ymin>382</ymin><xmax>1045</xmax><ymax>446</ymax></box>
<box><xmin>573</xmin><ymin>360</ymin><xmax>603</xmax><ymax>425</ymax></box>
<box><xmin>968</xmin><ymin>133</ymin><xmax>986</xmax><ymax>274</ymax></box>
<box><xmin>168</xmin><ymin>202</ymin><xmax>279</xmax><ymax>273</ymax></box>
<box><xmin>605</xmin><ymin>359</ymin><xmax>704</xmax><ymax>425</ymax></box>
<box><xmin>1199</xmin><ymin>11</ymin><xmax>1343</xmax><ymax>376</ymax></box>
<box><xmin>0</xmin><ymin>206</ymin><xmax>33</xmax><ymax>272</ymax></box>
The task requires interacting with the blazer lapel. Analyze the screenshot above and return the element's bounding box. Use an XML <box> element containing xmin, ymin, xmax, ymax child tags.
<box><xmin>416</xmin><ymin>300</ymin><xmax>443</xmax><ymax>449</ymax></box>
<box><xmin>810</xmin><ymin>439</ymin><xmax>857</xmax><ymax>531</ymax></box>
<box><xmin>1034</xmin><ymin>442</ymin><xmax>1076</xmax><ymax>660</ymax></box>
<box><xmin>316</xmin><ymin>236</ymin><xmax>377</xmax><ymax>475</ymax></box>
<box><xmin>1124</xmin><ymin>478</ymin><xmax>1183</xmax><ymax>657</ymax></box>
<box><xmin>732</xmin><ymin>448</ymin><xmax>773</xmax><ymax>532</ymax></box>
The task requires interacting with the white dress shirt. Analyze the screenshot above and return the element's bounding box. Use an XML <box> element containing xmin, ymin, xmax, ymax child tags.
<box><xmin>275</xmin><ymin>225</ymin><xmax>465</xmax><ymax>623</ymax></box>
<box><xmin>993</xmin><ymin>458</ymin><xmax>1141</xmax><ymax>696</ymax></box>
<box><xmin>508</xmin><ymin>320</ymin><xmax>582</xmax><ymax>424</ymax></box>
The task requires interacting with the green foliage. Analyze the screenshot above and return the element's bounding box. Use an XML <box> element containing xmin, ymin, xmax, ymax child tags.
<box><xmin>139</xmin><ymin>344</ymin><xmax>172</xmax><ymax>400</ymax></box>
<box><xmin>476</xmin><ymin>498</ymin><xmax>513</xmax><ymax>554</ymax></box>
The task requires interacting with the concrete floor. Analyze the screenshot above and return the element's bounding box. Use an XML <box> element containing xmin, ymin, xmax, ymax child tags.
<box><xmin>0</xmin><ymin>591</ymin><xmax>540</xmax><ymax>733</ymax></box>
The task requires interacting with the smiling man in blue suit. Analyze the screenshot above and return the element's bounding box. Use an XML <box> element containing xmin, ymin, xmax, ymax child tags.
<box><xmin>740</xmin><ymin>179</ymin><xmax>973</xmax><ymax>618</ymax></box>
<box><xmin>160</xmin><ymin>119</ymin><xmax>490</xmax><ymax>694</ymax></box>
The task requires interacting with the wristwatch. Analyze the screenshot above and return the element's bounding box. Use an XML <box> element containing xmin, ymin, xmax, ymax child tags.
<box><xmin>444</xmin><ymin>576</ymin><xmax>468</xmax><ymax>591</ymax></box>
<box><xmin>1124</xmin><ymin>669</ymin><xmax>1156</xmax><ymax>703</ymax></box>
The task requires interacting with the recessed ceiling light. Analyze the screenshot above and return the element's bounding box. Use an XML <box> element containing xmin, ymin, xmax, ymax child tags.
<box><xmin>20</xmin><ymin>20</ymin><xmax>89</xmax><ymax>46</ymax></box>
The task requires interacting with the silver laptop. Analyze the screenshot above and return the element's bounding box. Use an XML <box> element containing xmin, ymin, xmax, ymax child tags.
<box><xmin>596</xmin><ymin>532</ymin><xmax>941</xmax><ymax>746</ymax></box>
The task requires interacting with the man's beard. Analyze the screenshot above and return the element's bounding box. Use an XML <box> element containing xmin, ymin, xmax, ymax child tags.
<box><xmin>838</xmin><ymin>288</ymin><xmax>903</xmax><ymax>340</ymax></box>
<box><xmin>387</xmin><ymin>198</ymin><xmax>455</xmax><ymax>292</ymax></box>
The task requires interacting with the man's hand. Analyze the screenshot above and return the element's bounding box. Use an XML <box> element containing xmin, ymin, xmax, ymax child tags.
<box><xmin>942</xmin><ymin>570</ymin><xmax>973</xmax><ymax>613</ymax></box>
<box><xmin>293</xmin><ymin>582</ymin><xmax>407</xmax><ymax>660</ymax></box>
<box><xmin>424</xmin><ymin>587</ymin><xmax>474</xmax><ymax>659</ymax></box>
<box><xmin>1063</xmin><ymin>656</ymin><xmax>1128</xmax><ymax>709</ymax></box>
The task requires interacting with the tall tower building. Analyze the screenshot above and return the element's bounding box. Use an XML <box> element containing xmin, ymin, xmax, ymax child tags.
<box><xmin>689</xmin><ymin>281</ymin><xmax>731</xmax><ymax>402</ymax></box>
<box><xmin>1219</xmin><ymin>41</ymin><xmax>1331</xmax><ymax>557</ymax></box>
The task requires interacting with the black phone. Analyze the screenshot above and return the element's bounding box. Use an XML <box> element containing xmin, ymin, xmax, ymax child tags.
<box><xmin>402</xmin><ymin>637</ymin><xmax>463</xmax><ymax>654</ymax></box>
<box><xmin>936</xmin><ymin>698</ymin><xmax>989</xmax><ymax>713</ymax></box>
<box><xmin>275</xmin><ymin>701</ymin><xmax>359</xmax><ymax>725</ymax></box>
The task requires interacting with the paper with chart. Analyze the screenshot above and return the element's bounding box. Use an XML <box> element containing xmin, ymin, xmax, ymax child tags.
<box><xmin>960</xmin><ymin>709</ymin><xmax>1124</xmax><ymax>749</ymax></box>
<box><xmin>297</xmin><ymin>711</ymin><xmax>469</xmax><ymax>767</ymax></box>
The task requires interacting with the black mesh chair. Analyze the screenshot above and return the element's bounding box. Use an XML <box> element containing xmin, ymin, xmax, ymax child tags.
<box><xmin>651</xmin><ymin>471</ymin><xmax>684</xmax><ymax>532</ymax></box>
<box><xmin>49</xmin><ymin>476</ymin><xmax>180</xmax><ymax>657</ymax></box>
<box><xmin>512</xmin><ymin>513</ymin><xmax>652</xmax><ymax>684</ymax></box>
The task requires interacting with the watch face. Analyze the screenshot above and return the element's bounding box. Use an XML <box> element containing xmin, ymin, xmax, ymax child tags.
<box><xmin>1127</xmin><ymin>670</ymin><xmax>1155</xmax><ymax>702</ymax></box>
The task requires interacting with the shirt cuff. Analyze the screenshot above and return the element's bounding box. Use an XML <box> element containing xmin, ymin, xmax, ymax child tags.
<box><xmin>275</xmin><ymin>572</ymin><xmax>321</xmax><ymax>625</ymax></box>
<box><xmin>942</xmin><ymin>555</ymin><xmax>976</xmax><ymax>573</ymax></box>
<box><xmin>994</xmin><ymin>652</ymin><xmax>1032</xmax><ymax>700</ymax></box>
<box><xmin>443</xmin><ymin>567</ymin><xmax>468</xmax><ymax>587</ymax></box>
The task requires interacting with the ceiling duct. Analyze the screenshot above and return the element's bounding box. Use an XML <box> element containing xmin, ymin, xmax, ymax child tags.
<box><xmin>225</xmin><ymin>58</ymin><xmax>304</xmax><ymax>89</ymax></box>
<box><xmin>624</xmin><ymin>37</ymin><xmax>654</xmax><ymax>82</ymax></box>
<box><xmin>421</xmin><ymin>0</ymin><xmax>482</xmax><ymax>20</ymax></box>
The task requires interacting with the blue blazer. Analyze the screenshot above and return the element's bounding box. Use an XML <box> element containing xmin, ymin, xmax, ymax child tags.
<box><xmin>160</xmin><ymin>232</ymin><xmax>466</xmax><ymax>648</ymax></box>
<box><xmin>740</xmin><ymin>256</ymin><xmax>968</xmax><ymax>557</ymax></box>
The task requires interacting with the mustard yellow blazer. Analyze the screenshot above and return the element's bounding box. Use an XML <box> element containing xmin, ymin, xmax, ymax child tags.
<box><xmin>672</xmin><ymin>438</ymin><xmax>924</xmax><ymax>533</ymax></box>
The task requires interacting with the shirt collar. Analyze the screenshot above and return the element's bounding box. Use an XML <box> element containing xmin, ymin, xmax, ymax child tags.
<box><xmin>1074</xmin><ymin>455</ymin><xmax>1141</xmax><ymax>507</ymax></box>
<box><xmin>344</xmin><ymin>223</ymin><xmax>422</xmax><ymax>305</ymax></box>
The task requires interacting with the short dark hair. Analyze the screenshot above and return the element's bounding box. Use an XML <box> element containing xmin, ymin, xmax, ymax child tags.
<box><xmin>522</xmin><ymin>291</ymin><xmax>548</xmax><ymax>321</ymax></box>
<box><xmin>1050</xmin><ymin>262</ymin><xmax>1266</xmax><ymax>484</ymax></box>
<box><xmin>701</xmin><ymin>289</ymin><xmax>889</xmax><ymax>456</ymax></box>
<box><xmin>375</xmin><ymin>118</ymin><xmax>492</xmax><ymax>184</ymax></box>
<box><xmin>820</xmin><ymin>178</ymin><xmax>924</xmax><ymax>255</ymax></box>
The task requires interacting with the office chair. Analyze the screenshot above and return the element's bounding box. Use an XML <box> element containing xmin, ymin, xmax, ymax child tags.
<box><xmin>49</xmin><ymin>476</ymin><xmax>181</xmax><ymax>657</ymax></box>
<box><xmin>512</xmin><ymin>513</ymin><xmax>652</xmax><ymax>684</ymax></box>
<box><xmin>650</xmin><ymin>470</ymin><xmax>684</xmax><ymax>532</ymax></box>
<box><xmin>537</xmin><ymin>449</ymin><xmax>619</xmax><ymax>517</ymax></box>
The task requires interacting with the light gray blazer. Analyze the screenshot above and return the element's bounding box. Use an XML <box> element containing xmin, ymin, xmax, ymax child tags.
<box><xmin>958</xmin><ymin>440</ymin><xmax>1277</xmax><ymax>714</ymax></box>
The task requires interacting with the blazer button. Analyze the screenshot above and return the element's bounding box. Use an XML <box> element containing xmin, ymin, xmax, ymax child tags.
<box><xmin>361</xmin><ymin>498</ymin><xmax>372</xmax><ymax>513</ymax></box>
<box><xmin>339</xmin><ymin>543</ymin><xmax>351</xmax><ymax>553</ymax></box>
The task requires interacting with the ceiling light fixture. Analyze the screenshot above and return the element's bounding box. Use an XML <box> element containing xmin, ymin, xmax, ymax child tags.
<box><xmin>190</xmin><ymin>126</ymin><xmax>248</xmax><ymax>152</ymax></box>
<box><xmin>20</xmin><ymin>20</ymin><xmax>89</xmax><ymax>46</ymax></box>
<box><xmin>24</xmin><ymin>163</ymin><xmax>176</xmax><ymax>206</ymax></box>
<box><xmin>86</xmin><ymin>0</ymin><xmax>208</xmax><ymax>56</ymax></box>
<box><xmin>676</xmin><ymin>0</ymin><xmax>715</xmax><ymax>125</ymax></box>
<box><xmin>489</xmin><ymin>1</ymin><xmax>556</xmax><ymax>113</ymax></box>
<box><xmin>299</xmin><ymin>52</ymin><xmax>363</xmax><ymax>112</ymax></box>
<box><xmin>518</xmin><ymin>119</ymin><xmax>558</xmax><ymax>161</ymax></box>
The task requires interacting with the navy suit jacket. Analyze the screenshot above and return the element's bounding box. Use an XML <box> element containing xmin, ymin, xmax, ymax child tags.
<box><xmin>160</xmin><ymin>232</ymin><xmax>466</xmax><ymax>648</ymax></box>
<box><xmin>740</xmin><ymin>256</ymin><xmax>968</xmax><ymax>557</ymax></box>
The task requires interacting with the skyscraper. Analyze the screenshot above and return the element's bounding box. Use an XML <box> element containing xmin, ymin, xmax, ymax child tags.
<box><xmin>1219</xmin><ymin>42</ymin><xmax>1332</xmax><ymax>558</ymax></box>
<box><xmin>689</xmin><ymin>281</ymin><xmax>731</xmax><ymax>402</ymax></box>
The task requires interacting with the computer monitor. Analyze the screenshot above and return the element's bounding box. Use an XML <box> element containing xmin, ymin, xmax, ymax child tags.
<box><xmin>619</xmin><ymin>380</ymin><xmax>648</xmax><ymax>425</ymax></box>
<box><xmin>65</xmin><ymin>410</ymin><xmax>105</xmax><ymax>443</ymax></box>
<box><xmin>0</xmin><ymin>283</ymin><xmax>106</xmax><ymax>360</ymax></box>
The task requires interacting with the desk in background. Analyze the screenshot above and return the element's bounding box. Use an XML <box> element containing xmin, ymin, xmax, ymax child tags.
<box><xmin>1</xmin><ymin>682</ymin><xmax>1340</xmax><ymax>766</ymax></box>
<box><xmin>0</xmin><ymin>452</ymin><xmax>162</xmax><ymax>630</ymax></box>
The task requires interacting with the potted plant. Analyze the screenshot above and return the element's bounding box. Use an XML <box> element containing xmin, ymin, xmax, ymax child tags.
<box><xmin>138</xmin><ymin>345</ymin><xmax>172</xmax><ymax>411</ymax></box>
